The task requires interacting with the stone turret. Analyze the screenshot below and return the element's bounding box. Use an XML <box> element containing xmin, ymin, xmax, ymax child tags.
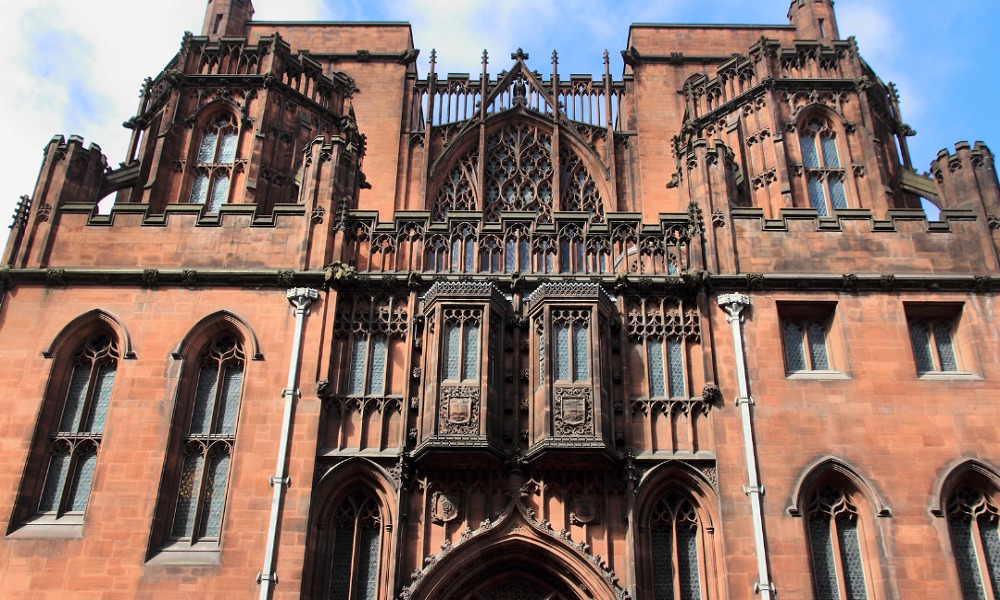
<box><xmin>788</xmin><ymin>0</ymin><xmax>840</xmax><ymax>40</ymax></box>
<box><xmin>931</xmin><ymin>141</ymin><xmax>1000</xmax><ymax>214</ymax></box>
<box><xmin>201</xmin><ymin>0</ymin><xmax>254</xmax><ymax>39</ymax></box>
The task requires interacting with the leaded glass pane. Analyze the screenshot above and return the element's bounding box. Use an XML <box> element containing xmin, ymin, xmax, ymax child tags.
<box><xmin>909</xmin><ymin>324</ymin><xmax>934</xmax><ymax>373</ymax></box>
<box><xmin>829</xmin><ymin>177</ymin><xmax>848</xmax><ymax>210</ymax></box>
<box><xmin>67</xmin><ymin>446</ymin><xmax>98</xmax><ymax>512</ymax></box>
<box><xmin>821</xmin><ymin>134</ymin><xmax>841</xmax><ymax>168</ymax></box>
<box><xmin>810</xmin><ymin>513</ymin><xmax>841</xmax><ymax>600</ymax></box>
<box><xmin>357</xmin><ymin>525</ymin><xmax>380</xmax><ymax>600</ymax></box>
<box><xmin>783</xmin><ymin>322</ymin><xmax>807</xmax><ymax>372</ymax></box>
<box><xmin>190</xmin><ymin>172</ymin><xmax>209</xmax><ymax>204</ymax></box>
<box><xmin>369</xmin><ymin>336</ymin><xmax>387</xmax><ymax>395</ymax></box>
<box><xmin>348</xmin><ymin>337</ymin><xmax>368</xmax><ymax>394</ymax></box>
<box><xmin>207</xmin><ymin>173</ymin><xmax>230</xmax><ymax>212</ymax></box>
<box><xmin>462</xmin><ymin>323</ymin><xmax>479</xmax><ymax>380</ymax></box>
<box><xmin>651</xmin><ymin>528</ymin><xmax>675</xmax><ymax>600</ymax></box>
<box><xmin>59</xmin><ymin>364</ymin><xmax>91</xmax><ymax>432</ymax></box>
<box><xmin>198</xmin><ymin>449</ymin><xmax>230</xmax><ymax>538</ymax></box>
<box><xmin>190</xmin><ymin>365</ymin><xmax>219</xmax><ymax>434</ymax></box>
<box><xmin>807</xmin><ymin>323</ymin><xmax>830</xmax><ymax>370</ymax></box>
<box><xmin>667</xmin><ymin>338</ymin><xmax>686</xmax><ymax>398</ymax></box>
<box><xmin>172</xmin><ymin>451</ymin><xmax>205</xmax><ymax>539</ymax></box>
<box><xmin>450</xmin><ymin>240</ymin><xmax>460</xmax><ymax>272</ymax></box>
<box><xmin>39</xmin><ymin>447</ymin><xmax>71</xmax><ymax>512</ymax></box>
<box><xmin>934</xmin><ymin>323</ymin><xmax>958</xmax><ymax>371</ymax></box>
<box><xmin>197</xmin><ymin>130</ymin><xmax>219</xmax><ymax>163</ymax></box>
<box><xmin>647</xmin><ymin>340</ymin><xmax>666</xmax><ymax>398</ymax></box>
<box><xmin>573</xmin><ymin>324</ymin><xmax>589</xmax><ymax>380</ymax></box>
<box><xmin>801</xmin><ymin>136</ymin><xmax>820</xmax><ymax>168</ymax></box>
<box><xmin>950</xmin><ymin>516</ymin><xmax>988</xmax><ymax>600</ymax></box>
<box><xmin>808</xmin><ymin>176</ymin><xmax>829</xmax><ymax>215</ymax></box>
<box><xmin>519</xmin><ymin>239</ymin><xmax>530</xmax><ymax>271</ymax></box>
<box><xmin>216</xmin><ymin>364</ymin><xmax>243</xmax><ymax>435</ymax></box>
<box><xmin>505</xmin><ymin>239</ymin><xmax>516</xmax><ymax>272</ymax></box>
<box><xmin>554</xmin><ymin>323</ymin><xmax>571</xmax><ymax>381</ymax></box>
<box><xmin>836</xmin><ymin>515</ymin><xmax>868</xmax><ymax>600</ymax></box>
<box><xmin>86</xmin><ymin>362</ymin><xmax>115</xmax><ymax>433</ymax></box>
<box><xmin>218</xmin><ymin>130</ymin><xmax>237</xmax><ymax>164</ymax></box>
<box><xmin>560</xmin><ymin>240</ymin><xmax>571</xmax><ymax>272</ymax></box>
<box><xmin>978</xmin><ymin>515</ymin><xmax>1000</xmax><ymax>597</ymax></box>
<box><xmin>444</xmin><ymin>323</ymin><xmax>461</xmax><ymax>380</ymax></box>
<box><xmin>464</xmin><ymin>239</ymin><xmax>475</xmax><ymax>272</ymax></box>
<box><xmin>677</xmin><ymin>524</ymin><xmax>701</xmax><ymax>600</ymax></box>
<box><xmin>329</xmin><ymin>522</ymin><xmax>355</xmax><ymax>600</ymax></box>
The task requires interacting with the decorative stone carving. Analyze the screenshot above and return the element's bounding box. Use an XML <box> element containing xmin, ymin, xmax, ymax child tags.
<box><xmin>431</xmin><ymin>491</ymin><xmax>461</xmax><ymax>524</ymax></box>
<box><xmin>553</xmin><ymin>387</ymin><xmax>593</xmax><ymax>436</ymax></box>
<box><xmin>570</xmin><ymin>493</ymin><xmax>601</xmax><ymax>525</ymax></box>
<box><xmin>439</xmin><ymin>386</ymin><xmax>480</xmax><ymax>435</ymax></box>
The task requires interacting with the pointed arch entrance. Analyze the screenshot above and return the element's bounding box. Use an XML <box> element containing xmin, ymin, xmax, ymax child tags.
<box><xmin>401</xmin><ymin>507</ymin><xmax>628</xmax><ymax>600</ymax></box>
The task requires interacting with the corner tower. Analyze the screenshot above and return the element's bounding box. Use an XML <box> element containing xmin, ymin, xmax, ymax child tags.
<box><xmin>788</xmin><ymin>0</ymin><xmax>839</xmax><ymax>40</ymax></box>
<box><xmin>201</xmin><ymin>0</ymin><xmax>254</xmax><ymax>39</ymax></box>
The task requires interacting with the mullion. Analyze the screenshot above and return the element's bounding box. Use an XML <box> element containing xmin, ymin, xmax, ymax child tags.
<box><xmin>189</xmin><ymin>445</ymin><xmax>211</xmax><ymax>545</ymax></box>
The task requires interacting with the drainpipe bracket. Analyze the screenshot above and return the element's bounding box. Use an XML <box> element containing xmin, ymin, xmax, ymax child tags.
<box><xmin>270</xmin><ymin>476</ymin><xmax>291</xmax><ymax>488</ymax></box>
<box><xmin>754</xmin><ymin>581</ymin><xmax>776</xmax><ymax>594</ymax></box>
<box><xmin>257</xmin><ymin>572</ymin><xmax>278</xmax><ymax>584</ymax></box>
<box><xmin>281</xmin><ymin>388</ymin><xmax>301</xmax><ymax>399</ymax></box>
<box><xmin>734</xmin><ymin>395</ymin><xmax>753</xmax><ymax>407</ymax></box>
<box><xmin>743</xmin><ymin>485</ymin><xmax>765</xmax><ymax>496</ymax></box>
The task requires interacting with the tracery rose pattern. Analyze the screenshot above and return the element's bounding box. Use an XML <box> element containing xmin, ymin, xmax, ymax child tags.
<box><xmin>484</xmin><ymin>124</ymin><xmax>554</xmax><ymax>221</ymax></box>
<box><xmin>560</xmin><ymin>148</ymin><xmax>605</xmax><ymax>222</ymax></box>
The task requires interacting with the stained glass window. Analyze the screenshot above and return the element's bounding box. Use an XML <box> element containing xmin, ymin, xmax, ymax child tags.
<box><xmin>170</xmin><ymin>334</ymin><xmax>244</xmax><ymax>544</ymax></box>
<box><xmin>948</xmin><ymin>485</ymin><xmax>1000</xmax><ymax>600</ymax></box>
<box><xmin>807</xmin><ymin>485</ymin><xmax>869</xmax><ymax>600</ymax></box>
<box><xmin>37</xmin><ymin>333</ymin><xmax>118</xmax><ymax>517</ymax></box>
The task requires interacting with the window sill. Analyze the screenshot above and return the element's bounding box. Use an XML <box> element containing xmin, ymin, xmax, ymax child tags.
<box><xmin>146</xmin><ymin>541</ymin><xmax>221</xmax><ymax>566</ymax></box>
<box><xmin>785</xmin><ymin>370</ymin><xmax>850</xmax><ymax>381</ymax></box>
<box><xmin>7</xmin><ymin>514</ymin><xmax>84</xmax><ymax>539</ymax></box>
<box><xmin>917</xmin><ymin>371</ymin><xmax>982</xmax><ymax>382</ymax></box>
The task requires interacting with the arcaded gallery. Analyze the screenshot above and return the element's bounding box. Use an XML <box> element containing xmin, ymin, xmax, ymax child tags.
<box><xmin>1</xmin><ymin>0</ymin><xmax>999</xmax><ymax>598</ymax></box>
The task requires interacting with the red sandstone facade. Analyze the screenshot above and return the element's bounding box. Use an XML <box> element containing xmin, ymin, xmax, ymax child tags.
<box><xmin>1</xmin><ymin>1</ymin><xmax>999</xmax><ymax>598</ymax></box>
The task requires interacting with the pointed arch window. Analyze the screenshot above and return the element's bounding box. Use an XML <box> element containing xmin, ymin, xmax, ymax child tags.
<box><xmin>190</xmin><ymin>114</ymin><xmax>239</xmax><ymax>211</ymax></box>
<box><xmin>650</xmin><ymin>491</ymin><xmax>704</xmax><ymax>600</ymax></box>
<box><xmin>807</xmin><ymin>484</ymin><xmax>870</xmax><ymax>600</ymax></box>
<box><xmin>948</xmin><ymin>484</ymin><xmax>1000</xmax><ymax>599</ymax></box>
<box><xmin>800</xmin><ymin>119</ymin><xmax>847</xmax><ymax>216</ymax></box>
<box><xmin>552</xmin><ymin>310</ymin><xmax>590</xmax><ymax>383</ymax></box>
<box><xmin>35</xmin><ymin>332</ymin><xmax>118</xmax><ymax>521</ymax></box>
<box><xmin>327</xmin><ymin>490</ymin><xmax>382</xmax><ymax>600</ymax></box>
<box><xmin>442</xmin><ymin>309</ymin><xmax>481</xmax><ymax>383</ymax></box>
<box><xmin>169</xmin><ymin>334</ymin><xmax>244</xmax><ymax>544</ymax></box>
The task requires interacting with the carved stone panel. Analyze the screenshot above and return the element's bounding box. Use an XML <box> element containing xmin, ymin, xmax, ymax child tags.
<box><xmin>553</xmin><ymin>386</ymin><xmax>593</xmax><ymax>436</ymax></box>
<box><xmin>569</xmin><ymin>493</ymin><xmax>601</xmax><ymax>526</ymax></box>
<box><xmin>430</xmin><ymin>491</ymin><xmax>460</xmax><ymax>525</ymax></box>
<box><xmin>439</xmin><ymin>385</ymin><xmax>481</xmax><ymax>435</ymax></box>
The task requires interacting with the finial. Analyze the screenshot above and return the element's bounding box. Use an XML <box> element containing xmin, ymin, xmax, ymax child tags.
<box><xmin>511</xmin><ymin>48</ymin><xmax>529</xmax><ymax>61</ymax></box>
<box><xmin>482</xmin><ymin>49</ymin><xmax>489</xmax><ymax>64</ymax></box>
<box><xmin>551</xmin><ymin>50</ymin><xmax>558</xmax><ymax>65</ymax></box>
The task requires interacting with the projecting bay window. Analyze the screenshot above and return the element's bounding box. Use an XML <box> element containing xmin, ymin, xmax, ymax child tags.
<box><xmin>800</xmin><ymin>119</ymin><xmax>847</xmax><ymax>216</ymax></box>
<box><xmin>442</xmin><ymin>309</ymin><xmax>481</xmax><ymax>382</ymax></box>
<box><xmin>190</xmin><ymin>114</ymin><xmax>239</xmax><ymax>212</ymax></box>
<box><xmin>552</xmin><ymin>310</ymin><xmax>590</xmax><ymax>383</ymax></box>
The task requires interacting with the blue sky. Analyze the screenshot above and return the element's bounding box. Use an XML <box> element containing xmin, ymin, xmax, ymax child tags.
<box><xmin>2</xmin><ymin>0</ymin><xmax>997</xmax><ymax>248</ymax></box>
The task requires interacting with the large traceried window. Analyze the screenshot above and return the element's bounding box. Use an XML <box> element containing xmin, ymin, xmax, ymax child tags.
<box><xmin>650</xmin><ymin>491</ymin><xmax>704</xmax><ymax>600</ymax></box>
<box><xmin>807</xmin><ymin>485</ymin><xmax>870</xmax><ymax>600</ymax></box>
<box><xmin>948</xmin><ymin>484</ymin><xmax>1000</xmax><ymax>599</ymax></box>
<box><xmin>326</xmin><ymin>490</ymin><xmax>382</xmax><ymax>600</ymax></box>
<box><xmin>37</xmin><ymin>332</ymin><xmax>118</xmax><ymax>520</ymax></box>
<box><xmin>442</xmin><ymin>308</ymin><xmax>481</xmax><ymax>382</ymax></box>
<box><xmin>552</xmin><ymin>310</ymin><xmax>590</xmax><ymax>382</ymax></box>
<box><xmin>800</xmin><ymin>119</ymin><xmax>847</xmax><ymax>216</ymax></box>
<box><xmin>170</xmin><ymin>334</ymin><xmax>244</xmax><ymax>544</ymax></box>
<box><xmin>190</xmin><ymin>113</ymin><xmax>239</xmax><ymax>211</ymax></box>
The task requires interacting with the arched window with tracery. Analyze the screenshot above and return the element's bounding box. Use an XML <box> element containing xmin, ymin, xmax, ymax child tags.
<box><xmin>326</xmin><ymin>490</ymin><xmax>382</xmax><ymax>600</ymax></box>
<box><xmin>947</xmin><ymin>482</ymin><xmax>1000</xmax><ymax>599</ymax></box>
<box><xmin>799</xmin><ymin>118</ymin><xmax>847</xmax><ymax>216</ymax></box>
<box><xmin>806</xmin><ymin>484</ymin><xmax>869</xmax><ymax>600</ymax></box>
<box><xmin>168</xmin><ymin>333</ymin><xmax>244</xmax><ymax>545</ymax></box>
<box><xmin>650</xmin><ymin>491</ymin><xmax>705</xmax><ymax>600</ymax></box>
<box><xmin>35</xmin><ymin>332</ymin><xmax>118</xmax><ymax>522</ymax></box>
<box><xmin>190</xmin><ymin>113</ymin><xmax>239</xmax><ymax>211</ymax></box>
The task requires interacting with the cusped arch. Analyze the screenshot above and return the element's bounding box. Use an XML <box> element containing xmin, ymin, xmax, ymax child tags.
<box><xmin>930</xmin><ymin>458</ymin><xmax>1000</xmax><ymax>517</ymax></box>
<box><xmin>635</xmin><ymin>460</ymin><xmax>719</xmax><ymax>526</ymax></box>
<box><xmin>792</xmin><ymin>102</ymin><xmax>851</xmax><ymax>131</ymax></box>
<box><xmin>403</xmin><ymin>506</ymin><xmax>627</xmax><ymax>600</ymax></box>
<box><xmin>42</xmin><ymin>308</ymin><xmax>136</xmax><ymax>359</ymax></box>
<box><xmin>191</xmin><ymin>99</ymin><xmax>243</xmax><ymax>130</ymax></box>
<box><xmin>169</xmin><ymin>310</ymin><xmax>262</xmax><ymax>361</ymax></box>
<box><xmin>787</xmin><ymin>455</ymin><xmax>892</xmax><ymax>517</ymax></box>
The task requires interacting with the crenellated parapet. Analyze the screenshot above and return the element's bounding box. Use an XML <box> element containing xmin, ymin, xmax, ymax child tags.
<box><xmin>931</xmin><ymin>141</ymin><xmax>1000</xmax><ymax>214</ymax></box>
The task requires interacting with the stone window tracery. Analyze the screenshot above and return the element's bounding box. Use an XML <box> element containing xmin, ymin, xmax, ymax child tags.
<box><xmin>807</xmin><ymin>484</ymin><xmax>869</xmax><ymax>600</ymax></box>
<box><xmin>627</xmin><ymin>298</ymin><xmax>700</xmax><ymax>399</ymax></box>
<box><xmin>948</xmin><ymin>483</ymin><xmax>1000</xmax><ymax>600</ymax></box>
<box><xmin>504</xmin><ymin>225</ymin><xmax>532</xmax><ymax>273</ymax></box>
<box><xmin>800</xmin><ymin>119</ymin><xmax>847</xmax><ymax>216</ymax></box>
<box><xmin>327</xmin><ymin>490</ymin><xmax>382</xmax><ymax>600</ymax></box>
<box><xmin>335</xmin><ymin>296</ymin><xmax>409</xmax><ymax>397</ymax></box>
<box><xmin>650</xmin><ymin>491</ymin><xmax>704</xmax><ymax>600</ymax></box>
<box><xmin>442</xmin><ymin>309</ymin><xmax>482</xmax><ymax>382</ymax></box>
<box><xmin>37</xmin><ymin>332</ymin><xmax>118</xmax><ymax>519</ymax></box>
<box><xmin>190</xmin><ymin>113</ymin><xmax>240</xmax><ymax>212</ymax></box>
<box><xmin>560</xmin><ymin>147</ymin><xmax>605</xmax><ymax>221</ymax></box>
<box><xmin>170</xmin><ymin>334</ymin><xmax>244</xmax><ymax>544</ymax></box>
<box><xmin>552</xmin><ymin>310</ymin><xmax>590</xmax><ymax>383</ymax></box>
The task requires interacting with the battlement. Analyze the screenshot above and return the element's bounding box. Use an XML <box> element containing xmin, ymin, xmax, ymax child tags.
<box><xmin>930</xmin><ymin>141</ymin><xmax>1000</xmax><ymax>213</ymax></box>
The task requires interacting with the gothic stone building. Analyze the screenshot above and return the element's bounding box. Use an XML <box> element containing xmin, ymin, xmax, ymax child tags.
<box><xmin>2</xmin><ymin>1</ymin><xmax>999</xmax><ymax>598</ymax></box>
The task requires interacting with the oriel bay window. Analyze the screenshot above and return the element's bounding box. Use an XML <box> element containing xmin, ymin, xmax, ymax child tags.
<box><xmin>442</xmin><ymin>308</ymin><xmax>481</xmax><ymax>382</ymax></box>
